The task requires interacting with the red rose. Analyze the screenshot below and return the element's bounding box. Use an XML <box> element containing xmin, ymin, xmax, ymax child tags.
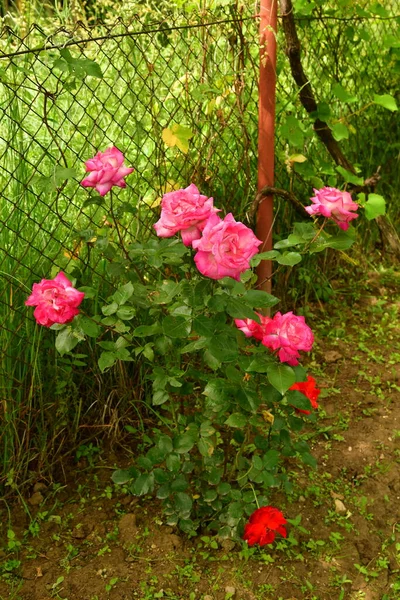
<box><xmin>243</xmin><ymin>506</ymin><xmax>287</xmax><ymax>546</ymax></box>
<box><xmin>289</xmin><ymin>375</ymin><xmax>321</xmax><ymax>415</ymax></box>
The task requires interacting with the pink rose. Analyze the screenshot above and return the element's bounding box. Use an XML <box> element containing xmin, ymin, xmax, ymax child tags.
<box><xmin>305</xmin><ymin>186</ymin><xmax>359</xmax><ymax>231</ymax></box>
<box><xmin>81</xmin><ymin>146</ymin><xmax>134</xmax><ymax>196</ymax></box>
<box><xmin>154</xmin><ymin>184</ymin><xmax>218</xmax><ymax>247</ymax></box>
<box><xmin>235</xmin><ymin>313</ymin><xmax>272</xmax><ymax>341</ymax></box>
<box><xmin>25</xmin><ymin>272</ymin><xmax>85</xmax><ymax>327</ymax></box>
<box><xmin>192</xmin><ymin>213</ymin><xmax>262</xmax><ymax>281</ymax></box>
<box><xmin>262</xmin><ymin>311</ymin><xmax>314</xmax><ymax>366</ymax></box>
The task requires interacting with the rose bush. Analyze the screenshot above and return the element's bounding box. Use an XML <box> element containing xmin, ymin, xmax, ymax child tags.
<box><xmin>154</xmin><ymin>184</ymin><xmax>219</xmax><ymax>247</ymax></box>
<box><xmin>81</xmin><ymin>146</ymin><xmax>134</xmax><ymax>196</ymax></box>
<box><xmin>25</xmin><ymin>272</ymin><xmax>85</xmax><ymax>327</ymax></box>
<box><xmin>305</xmin><ymin>186</ymin><xmax>359</xmax><ymax>230</ymax></box>
<box><xmin>26</xmin><ymin>145</ymin><xmax>364</xmax><ymax>544</ymax></box>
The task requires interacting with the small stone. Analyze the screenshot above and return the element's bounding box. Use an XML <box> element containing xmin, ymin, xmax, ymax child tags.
<box><xmin>125</xmin><ymin>555</ymin><xmax>135</xmax><ymax>563</ymax></box>
<box><xmin>221</xmin><ymin>539</ymin><xmax>236</xmax><ymax>552</ymax></box>
<box><xmin>334</xmin><ymin>499</ymin><xmax>347</xmax><ymax>514</ymax></box>
<box><xmin>225</xmin><ymin>586</ymin><xmax>236</xmax><ymax>597</ymax></box>
<box><xmin>33</xmin><ymin>482</ymin><xmax>47</xmax><ymax>494</ymax></box>
<box><xmin>28</xmin><ymin>492</ymin><xmax>44</xmax><ymax>506</ymax></box>
<box><xmin>72</xmin><ymin>526</ymin><xmax>89</xmax><ymax>539</ymax></box>
<box><xmin>324</xmin><ymin>350</ymin><xmax>343</xmax><ymax>363</ymax></box>
<box><xmin>348</xmin><ymin>446</ymin><xmax>352</xmax><ymax>452</ymax></box>
<box><xmin>299</xmin><ymin>495</ymin><xmax>306</xmax><ymax>503</ymax></box>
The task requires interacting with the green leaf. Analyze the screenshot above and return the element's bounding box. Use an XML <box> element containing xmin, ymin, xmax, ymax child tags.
<box><xmin>267</xmin><ymin>364</ymin><xmax>296</xmax><ymax>394</ymax></box>
<box><xmin>286</xmin><ymin>390</ymin><xmax>312</xmax><ymax>411</ymax></box>
<box><xmin>111</xmin><ymin>468</ymin><xmax>136</xmax><ymax>485</ymax></box>
<box><xmin>243</xmin><ymin>289</ymin><xmax>279</xmax><ymax>308</ymax></box>
<box><xmin>112</xmin><ymin>282</ymin><xmax>134</xmax><ymax>305</ymax></box>
<box><xmin>162</xmin><ymin>123</ymin><xmax>194</xmax><ymax>154</ymax></box>
<box><xmin>281</xmin><ymin>115</ymin><xmax>304</xmax><ymax>147</ymax></box>
<box><xmin>276</xmin><ymin>252</ymin><xmax>302</xmax><ymax>266</ymax></box>
<box><xmin>102</xmin><ymin>302</ymin><xmax>118</xmax><ymax>316</ymax></box>
<box><xmin>174</xmin><ymin>492</ymin><xmax>193</xmax><ymax>515</ymax></box>
<box><xmin>133</xmin><ymin>323</ymin><xmax>161</xmax><ymax>337</ymax></box>
<box><xmin>331</xmin><ymin>123</ymin><xmax>349</xmax><ymax>142</ymax></box>
<box><xmin>152</xmin><ymin>390</ymin><xmax>169</xmax><ymax>406</ymax></box>
<box><xmin>208</xmin><ymin>334</ymin><xmax>238</xmax><ymax>362</ymax></box>
<box><xmin>162</xmin><ymin>315</ymin><xmax>191</xmax><ymax>338</ymax></box>
<box><xmin>364</xmin><ymin>193</ymin><xmax>386</xmax><ymax>220</ymax></box>
<box><xmin>116</xmin><ymin>306</ymin><xmax>136</xmax><ymax>320</ymax></box>
<box><xmin>332</xmin><ymin>83</ymin><xmax>357</xmax><ymax>104</ymax></box>
<box><xmin>79</xmin><ymin>316</ymin><xmax>100</xmax><ymax>338</ymax></box>
<box><xmin>200</xmin><ymin>421</ymin><xmax>216</xmax><ymax>437</ymax></box>
<box><xmin>173</xmin><ymin>433</ymin><xmax>196</xmax><ymax>454</ymax></box>
<box><xmin>250</xmin><ymin>250</ymin><xmax>281</xmax><ymax>266</ymax></box>
<box><xmin>336</xmin><ymin>166</ymin><xmax>364</xmax><ymax>186</ymax></box>
<box><xmin>130</xmin><ymin>473</ymin><xmax>154</xmax><ymax>496</ymax></box>
<box><xmin>226</xmin><ymin>297</ymin><xmax>258</xmax><ymax>320</ymax></box>
<box><xmin>263</xmin><ymin>449</ymin><xmax>280</xmax><ymax>470</ymax></box>
<box><xmin>157</xmin><ymin>435</ymin><xmax>173</xmax><ymax>454</ymax></box>
<box><xmin>98</xmin><ymin>351</ymin><xmax>117</xmax><ymax>372</ymax></box>
<box><xmin>224</xmin><ymin>413</ymin><xmax>248</xmax><ymax>428</ymax></box>
<box><xmin>55</xmin><ymin>327</ymin><xmax>81</xmax><ymax>355</ymax></box>
<box><xmin>198</xmin><ymin>437</ymin><xmax>214</xmax><ymax>457</ymax></box>
<box><xmin>166</xmin><ymin>453</ymin><xmax>181</xmax><ymax>472</ymax></box>
<box><xmin>373</xmin><ymin>94</ymin><xmax>398</xmax><ymax>112</ymax></box>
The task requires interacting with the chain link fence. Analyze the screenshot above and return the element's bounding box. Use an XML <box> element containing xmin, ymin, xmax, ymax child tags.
<box><xmin>0</xmin><ymin>5</ymin><xmax>398</xmax><ymax>484</ymax></box>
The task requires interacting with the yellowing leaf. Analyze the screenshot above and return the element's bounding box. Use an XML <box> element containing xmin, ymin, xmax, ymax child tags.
<box><xmin>289</xmin><ymin>154</ymin><xmax>307</xmax><ymax>163</ymax></box>
<box><xmin>162</xmin><ymin>123</ymin><xmax>194</xmax><ymax>154</ymax></box>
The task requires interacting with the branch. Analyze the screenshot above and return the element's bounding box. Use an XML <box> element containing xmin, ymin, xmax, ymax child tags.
<box><xmin>279</xmin><ymin>0</ymin><xmax>355</xmax><ymax>173</ymax></box>
<box><xmin>250</xmin><ymin>185</ymin><xmax>307</xmax><ymax>222</ymax></box>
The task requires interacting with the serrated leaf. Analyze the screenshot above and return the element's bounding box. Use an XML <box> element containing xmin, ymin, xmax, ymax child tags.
<box><xmin>286</xmin><ymin>389</ymin><xmax>312</xmax><ymax>411</ymax></box>
<box><xmin>243</xmin><ymin>289</ymin><xmax>279</xmax><ymax>308</ymax></box>
<box><xmin>173</xmin><ymin>432</ymin><xmax>196</xmax><ymax>454</ymax></box>
<box><xmin>267</xmin><ymin>364</ymin><xmax>296</xmax><ymax>394</ymax></box>
<box><xmin>112</xmin><ymin>282</ymin><xmax>134</xmax><ymax>305</ymax></box>
<box><xmin>162</xmin><ymin>315</ymin><xmax>191</xmax><ymax>338</ymax></box>
<box><xmin>98</xmin><ymin>351</ymin><xmax>117</xmax><ymax>372</ymax></box>
<box><xmin>79</xmin><ymin>316</ymin><xmax>100</xmax><ymax>338</ymax></box>
<box><xmin>224</xmin><ymin>413</ymin><xmax>248</xmax><ymax>428</ymax></box>
<box><xmin>162</xmin><ymin>123</ymin><xmax>194</xmax><ymax>154</ymax></box>
<box><xmin>226</xmin><ymin>297</ymin><xmax>258</xmax><ymax>320</ymax></box>
<box><xmin>133</xmin><ymin>323</ymin><xmax>161</xmax><ymax>337</ymax></box>
<box><xmin>130</xmin><ymin>472</ymin><xmax>154</xmax><ymax>496</ymax></box>
<box><xmin>55</xmin><ymin>327</ymin><xmax>81</xmax><ymax>355</ymax></box>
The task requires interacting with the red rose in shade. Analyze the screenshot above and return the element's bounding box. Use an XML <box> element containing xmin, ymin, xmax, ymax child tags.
<box><xmin>289</xmin><ymin>375</ymin><xmax>321</xmax><ymax>415</ymax></box>
<box><xmin>243</xmin><ymin>506</ymin><xmax>287</xmax><ymax>546</ymax></box>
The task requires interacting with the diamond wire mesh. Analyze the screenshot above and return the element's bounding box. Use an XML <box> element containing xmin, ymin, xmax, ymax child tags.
<box><xmin>0</xmin><ymin>6</ymin><xmax>398</xmax><ymax>481</ymax></box>
<box><xmin>0</xmin><ymin>10</ymin><xmax>261</xmax><ymax>480</ymax></box>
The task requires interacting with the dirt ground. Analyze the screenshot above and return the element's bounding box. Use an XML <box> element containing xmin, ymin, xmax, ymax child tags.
<box><xmin>1</xmin><ymin>269</ymin><xmax>400</xmax><ymax>600</ymax></box>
